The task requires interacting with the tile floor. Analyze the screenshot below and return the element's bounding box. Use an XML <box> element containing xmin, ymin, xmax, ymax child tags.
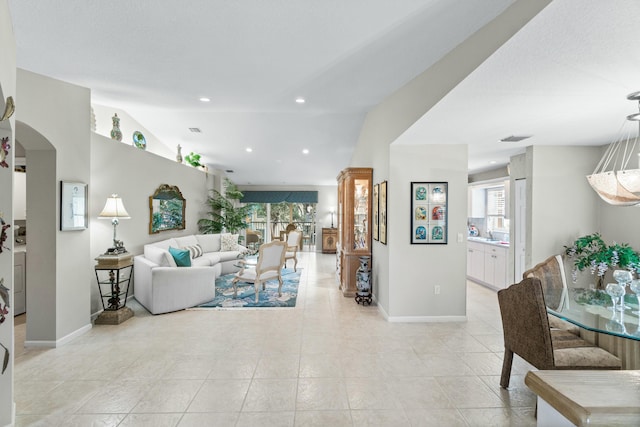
<box><xmin>13</xmin><ymin>252</ymin><xmax>537</xmax><ymax>426</ymax></box>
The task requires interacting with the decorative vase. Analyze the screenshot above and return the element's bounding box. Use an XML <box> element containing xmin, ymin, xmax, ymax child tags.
<box><xmin>355</xmin><ymin>256</ymin><xmax>372</xmax><ymax>305</ymax></box>
<box><xmin>176</xmin><ymin>144</ymin><xmax>183</xmax><ymax>163</ymax></box>
<box><xmin>110</xmin><ymin>113</ymin><xmax>122</xmax><ymax>142</ymax></box>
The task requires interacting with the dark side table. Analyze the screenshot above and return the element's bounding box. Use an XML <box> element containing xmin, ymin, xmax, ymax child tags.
<box><xmin>94</xmin><ymin>253</ymin><xmax>134</xmax><ymax>325</ymax></box>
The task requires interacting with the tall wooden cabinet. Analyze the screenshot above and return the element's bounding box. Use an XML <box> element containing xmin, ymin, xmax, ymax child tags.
<box><xmin>336</xmin><ymin>167</ymin><xmax>372</xmax><ymax>296</ymax></box>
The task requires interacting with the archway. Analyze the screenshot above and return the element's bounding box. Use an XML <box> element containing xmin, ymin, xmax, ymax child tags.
<box><xmin>15</xmin><ymin>121</ymin><xmax>57</xmax><ymax>344</ymax></box>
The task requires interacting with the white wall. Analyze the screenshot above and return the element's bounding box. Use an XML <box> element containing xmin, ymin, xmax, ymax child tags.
<box><xmin>90</xmin><ymin>134</ymin><xmax>210</xmax><ymax>314</ymax></box>
<box><xmin>528</xmin><ymin>145</ymin><xmax>601</xmax><ymax>264</ymax></box>
<box><xmin>92</xmin><ymin>104</ymin><xmax>175</xmax><ymax>161</ymax></box>
<box><xmin>350</xmin><ymin>0</ymin><xmax>550</xmax><ymax>318</ymax></box>
<box><xmin>388</xmin><ymin>144</ymin><xmax>468</xmax><ymax>319</ymax></box>
<box><xmin>17</xmin><ymin>69</ymin><xmax>93</xmax><ymax>345</ymax></box>
<box><xmin>0</xmin><ymin>0</ymin><xmax>16</xmax><ymax>422</ymax></box>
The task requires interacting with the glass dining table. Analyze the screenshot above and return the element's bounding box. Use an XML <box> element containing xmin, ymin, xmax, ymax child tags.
<box><xmin>547</xmin><ymin>287</ymin><xmax>640</xmax><ymax>342</ymax></box>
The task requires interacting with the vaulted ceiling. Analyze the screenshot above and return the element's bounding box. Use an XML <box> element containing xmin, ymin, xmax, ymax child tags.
<box><xmin>8</xmin><ymin>0</ymin><xmax>640</xmax><ymax>185</ymax></box>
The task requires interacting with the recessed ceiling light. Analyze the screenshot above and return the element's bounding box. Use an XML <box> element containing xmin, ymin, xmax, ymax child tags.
<box><xmin>189</xmin><ymin>128</ymin><xmax>201</xmax><ymax>133</ymax></box>
<box><xmin>225</xmin><ymin>169</ymin><xmax>234</xmax><ymax>173</ymax></box>
<box><xmin>295</xmin><ymin>97</ymin><xmax>306</xmax><ymax>104</ymax></box>
<box><xmin>246</xmin><ymin>147</ymin><xmax>253</xmax><ymax>153</ymax></box>
<box><xmin>199</xmin><ymin>97</ymin><xmax>210</xmax><ymax>102</ymax></box>
<box><xmin>302</xmin><ymin>149</ymin><xmax>309</xmax><ymax>154</ymax></box>
<box><xmin>489</xmin><ymin>160</ymin><xmax>497</xmax><ymax>164</ymax></box>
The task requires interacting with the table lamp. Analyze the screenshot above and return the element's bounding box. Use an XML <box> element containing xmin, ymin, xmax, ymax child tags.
<box><xmin>330</xmin><ymin>208</ymin><xmax>335</xmax><ymax>228</ymax></box>
<box><xmin>98</xmin><ymin>194</ymin><xmax>130</xmax><ymax>254</ymax></box>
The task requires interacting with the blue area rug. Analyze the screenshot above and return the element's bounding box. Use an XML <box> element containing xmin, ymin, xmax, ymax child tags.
<box><xmin>196</xmin><ymin>268</ymin><xmax>301</xmax><ymax>308</ymax></box>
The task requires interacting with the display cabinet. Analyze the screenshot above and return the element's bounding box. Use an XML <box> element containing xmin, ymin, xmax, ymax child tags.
<box><xmin>336</xmin><ymin>167</ymin><xmax>372</xmax><ymax>296</ymax></box>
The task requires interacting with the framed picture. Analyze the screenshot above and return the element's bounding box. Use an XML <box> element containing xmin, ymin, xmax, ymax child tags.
<box><xmin>380</xmin><ymin>180</ymin><xmax>387</xmax><ymax>245</ymax></box>
<box><xmin>60</xmin><ymin>181</ymin><xmax>88</xmax><ymax>231</ymax></box>
<box><xmin>372</xmin><ymin>183</ymin><xmax>379</xmax><ymax>241</ymax></box>
<box><xmin>411</xmin><ymin>182</ymin><xmax>447</xmax><ymax>244</ymax></box>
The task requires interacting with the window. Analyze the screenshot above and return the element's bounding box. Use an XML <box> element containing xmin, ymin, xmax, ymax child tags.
<box><xmin>486</xmin><ymin>186</ymin><xmax>509</xmax><ymax>232</ymax></box>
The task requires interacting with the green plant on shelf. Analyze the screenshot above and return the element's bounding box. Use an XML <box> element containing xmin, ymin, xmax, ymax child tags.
<box><xmin>185</xmin><ymin>152</ymin><xmax>202</xmax><ymax>168</ymax></box>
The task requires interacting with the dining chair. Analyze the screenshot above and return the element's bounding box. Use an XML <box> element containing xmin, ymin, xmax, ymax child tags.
<box><xmin>245</xmin><ymin>229</ymin><xmax>261</xmax><ymax>250</ymax></box>
<box><xmin>232</xmin><ymin>240</ymin><xmax>287</xmax><ymax>303</ymax></box>
<box><xmin>284</xmin><ymin>229</ymin><xmax>302</xmax><ymax>271</ymax></box>
<box><xmin>497</xmin><ymin>277</ymin><xmax>621</xmax><ymax>389</ymax></box>
<box><xmin>523</xmin><ymin>254</ymin><xmax>579</xmax><ymax>334</ymax></box>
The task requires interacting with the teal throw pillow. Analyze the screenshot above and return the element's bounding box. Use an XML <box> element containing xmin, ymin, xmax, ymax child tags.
<box><xmin>168</xmin><ymin>246</ymin><xmax>191</xmax><ymax>267</ymax></box>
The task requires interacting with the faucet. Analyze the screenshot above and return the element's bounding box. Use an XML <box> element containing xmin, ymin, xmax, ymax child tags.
<box><xmin>488</xmin><ymin>230</ymin><xmax>494</xmax><ymax>240</ymax></box>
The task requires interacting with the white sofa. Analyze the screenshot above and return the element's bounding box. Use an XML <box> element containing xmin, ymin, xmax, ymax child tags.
<box><xmin>134</xmin><ymin>234</ymin><xmax>246</xmax><ymax>314</ymax></box>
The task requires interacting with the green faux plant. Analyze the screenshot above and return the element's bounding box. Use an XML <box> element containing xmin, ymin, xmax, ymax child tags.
<box><xmin>198</xmin><ymin>178</ymin><xmax>254</xmax><ymax>234</ymax></box>
<box><xmin>564</xmin><ymin>232</ymin><xmax>640</xmax><ymax>287</ymax></box>
<box><xmin>185</xmin><ymin>152</ymin><xmax>202</xmax><ymax>168</ymax></box>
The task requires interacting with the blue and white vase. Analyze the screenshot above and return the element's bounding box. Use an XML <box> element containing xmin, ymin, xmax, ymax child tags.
<box><xmin>356</xmin><ymin>256</ymin><xmax>371</xmax><ymax>296</ymax></box>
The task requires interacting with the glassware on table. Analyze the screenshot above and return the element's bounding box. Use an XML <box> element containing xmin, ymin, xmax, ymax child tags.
<box><xmin>605</xmin><ymin>310</ymin><xmax>626</xmax><ymax>334</ymax></box>
<box><xmin>605</xmin><ymin>282</ymin><xmax>625</xmax><ymax>312</ymax></box>
<box><xmin>612</xmin><ymin>269</ymin><xmax>633</xmax><ymax>310</ymax></box>
<box><xmin>630</xmin><ymin>279</ymin><xmax>640</xmax><ymax>315</ymax></box>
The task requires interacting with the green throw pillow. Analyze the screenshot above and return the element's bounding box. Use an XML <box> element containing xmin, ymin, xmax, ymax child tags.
<box><xmin>168</xmin><ymin>246</ymin><xmax>191</xmax><ymax>267</ymax></box>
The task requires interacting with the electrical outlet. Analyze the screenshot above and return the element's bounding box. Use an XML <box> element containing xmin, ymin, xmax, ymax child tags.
<box><xmin>434</xmin><ymin>285</ymin><xmax>441</xmax><ymax>295</ymax></box>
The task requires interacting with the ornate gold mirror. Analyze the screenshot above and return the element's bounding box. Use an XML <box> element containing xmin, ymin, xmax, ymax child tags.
<box><xmin>149</xmin><ymin>184</ymin><xmax>186</xmax><ymax>234</ymax></box>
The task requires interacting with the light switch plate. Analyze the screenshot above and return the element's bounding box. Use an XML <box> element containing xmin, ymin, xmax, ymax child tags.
<box><xmin>457</xmin><ymin>233</ymin><xmax>463</xmax><ymax>243</ymax></box>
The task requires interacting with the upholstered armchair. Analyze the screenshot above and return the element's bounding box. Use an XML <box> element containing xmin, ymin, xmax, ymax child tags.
<box><xmin>232</xmin><ymin>240</ymin><xmax>287</xmax><ymax>303</ymax></box>
<box><xmin>284</xmin><ymin>230</ymin><xmax>302</xmax><ymax>271</ymax></box>
<box><xmin>497</xmin><ymin>277</ymin><xmax>620</xmax><ymax>389</ymax></box>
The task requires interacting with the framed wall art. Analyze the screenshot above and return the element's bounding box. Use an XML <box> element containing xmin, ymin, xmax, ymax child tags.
<box><xmin>379</xmin><ymin>180</ymin><xmax>387</xmax><ymax>245</ymax></box>
<box><xmin>60</xmin><ymin>181</ymin><xmax>88</xmax><ymax>231</ymax></box>
<box><xmin>411</xmin><ymin>182</ymin><xmax>447</xmax><ymax>244</ymax></box>
<box><xmin>372</xmin><ymin>183</ymin><xmax>379</xmax><ymax>241</ymax></box>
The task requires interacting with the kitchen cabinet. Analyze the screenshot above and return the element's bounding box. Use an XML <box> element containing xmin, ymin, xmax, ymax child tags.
<box><xmin>467</xmin><ymin>239</ymin><xmax>508</xmax><ymax>290</ymax></box>
<box><xmin>336</xmin><ymin>167</ymin><xmax>372</xmax><ymax>297</ymax></box>
<box><xmin>468</xmin><ymin>187</ymin><xmax>486</xmax><ymax>218</ymax></box>
<box><xmin>467</xmin><ymin>241</ymin><xmax>485</xmax><ymax>281</ymax></box>
<box><xmin>13</xmin><ymin>250</ymin><xmax>26</xmax><ymax>315</ymax></box>
<box><xmin>484</xmin><ymin>246</ymin><xmax>507</xmax><ymax>290</ymax></box>
<box><xmin>14</xmin><ymin>170</ymin><xmax>26</xmax><ymax>220</ymax></box>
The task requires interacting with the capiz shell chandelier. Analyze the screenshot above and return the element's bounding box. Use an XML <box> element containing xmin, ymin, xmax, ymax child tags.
<box><xmin>587</xmin><ymin>91</ymin><xmax>640</xmax><ymax>206</ymax></box>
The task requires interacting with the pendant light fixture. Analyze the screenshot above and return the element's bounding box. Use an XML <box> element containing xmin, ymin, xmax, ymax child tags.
<box><xmin>587</xmin><ymin>91</ymin><xmax>640</xmax><ymax>206</ymax></box>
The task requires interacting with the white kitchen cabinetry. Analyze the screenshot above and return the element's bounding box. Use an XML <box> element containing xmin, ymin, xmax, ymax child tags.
<box><xmin>467</xmin><ymin>187</ymin><xmax>486</xmax><ymax>218</ymax></box>
<box><xmin>467</xmin><ymin>241</ymin><xmax>485</xmax><ymax>281</ymax></box>
<box><xmin>467</xmin><ymin>240</ymin><xmax>508</xmax><ymax>290</ymax></box>
<box><xmin>14</xmin><ymin>250</ymin><xmax>26</xmax><ymax>315</ymax></box>
<box><xmin>484</xmin><ymin>245</ymin><xmax>507</xmax><ymax>290</ymax></box>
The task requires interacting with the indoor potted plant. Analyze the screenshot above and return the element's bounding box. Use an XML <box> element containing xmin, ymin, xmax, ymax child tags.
<box><xmin>565</xmin><ymin>232</ymin><xmax>640</xmax><ymax>289</ymax></box>
<box><xmin>198</xmin><ymin>178</ymin><xmax>254</xmax><ymax>236</ymax></box>
<box><xmin>185</xmin><ymin>152</ymin><xmax>203</xmax><ymax>168</ymax></box>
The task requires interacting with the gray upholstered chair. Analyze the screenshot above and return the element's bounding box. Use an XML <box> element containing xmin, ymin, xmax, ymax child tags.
<box><xmin>284</xmin><ymin>229</ymin><xmax>302</xmax><ymax>271</ymax></box>
<box><xmin>497</xmin><ymin>277</ymin><xmax>621</xmax><ymax>389</ymax></box>
<box><xmin>232</xmin><ymin>240</ymin><xmax>287</xmax><ymax>303</ymax></box>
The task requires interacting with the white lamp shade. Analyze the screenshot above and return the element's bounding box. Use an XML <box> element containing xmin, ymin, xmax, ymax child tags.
<box><xmin>616</xmin><ymin>169</ymin><xmax>640</xmax><ymax>196</ymax></box>
<box><xmin>587</xmin><ymin>172</ymin><xmax>640</xmax><ymax>206</ymax></box>
<box><xmin>98</xmin><ymin>194</ymin><xmax>131</xmax><ymax>219</ymax></box>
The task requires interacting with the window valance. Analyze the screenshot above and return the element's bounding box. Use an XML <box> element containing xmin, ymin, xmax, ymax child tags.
<box><xmin>240</xmin><ymin>191</ymin><xmax>318</xmax><ymax>204</ymax></box>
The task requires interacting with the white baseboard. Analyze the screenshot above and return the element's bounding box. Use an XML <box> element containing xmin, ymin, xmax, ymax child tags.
<box><xmin>24</xmin><ymin>323</ymin><xmax>92</xmax><ymax>348</ymax></box>
<box><xmin>386</xmin><ymin>315</ymin><xmax>467</xmax><ymax>323</ymax></box>
<box><xmin>377</xmin><ymin>301</ymin><xmax>467</xmax><ymax>322</ymax></box>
